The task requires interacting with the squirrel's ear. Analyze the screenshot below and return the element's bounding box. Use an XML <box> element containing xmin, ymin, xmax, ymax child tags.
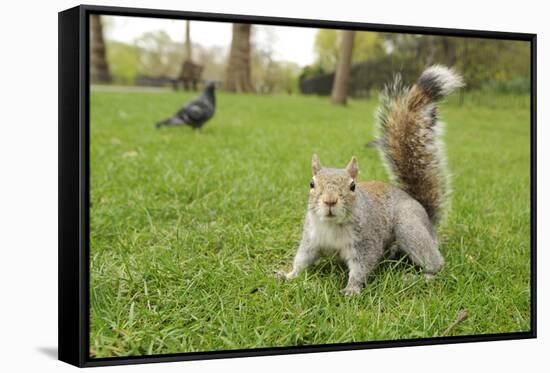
<box><xmin>312</xmin><ymin>154</ymin><xmax>322</xmax><ymax>175</ymax></box>
<box><xmin>346</xmin><ymin>156</ymin><xmax>358</xmax><ymax>179</ymax></box>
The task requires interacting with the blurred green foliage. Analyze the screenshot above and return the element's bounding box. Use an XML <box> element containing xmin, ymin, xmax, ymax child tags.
<box><xmin>314</xmin><ymin>29</ymin><xmax>385</xmax><ymax>72</ymax></box>
<box><xmin>100</xmin><ymin>21</ymin><xmax>530</xmax><ymax>95</ymax></box>
<box><xmin>307</xmin><ymin>32</ymin><xmax>530</xmax><ymax>93</ymax></box>
<box><xmin>481</xmin><ymin>77</ymin><xmax>530</xmax><ymax>95</ymax></box>
<box><xmin>134</xmin><ymin>31</ymin><xmax>184</xmax><ymax>78</ymax></box>
<box><xmin>106</xmin><ymin>41</ymin><xmax>139</xmax><ymax>85</ymax></box>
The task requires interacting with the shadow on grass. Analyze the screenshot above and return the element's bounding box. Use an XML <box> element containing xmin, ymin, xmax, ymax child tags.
<box><xmin>313</xmin><ymin>253</ymin><xmax>418</xmax><ymax>278</ymax></box>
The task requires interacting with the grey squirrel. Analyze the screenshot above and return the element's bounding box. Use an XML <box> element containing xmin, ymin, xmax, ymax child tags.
<box><xmin>276</xmin><ymin>65</ymin><xmax>464</xmax><ymax>295</ymax></box>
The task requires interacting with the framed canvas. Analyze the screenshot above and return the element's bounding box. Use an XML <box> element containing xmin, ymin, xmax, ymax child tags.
<box><xmin>58</xmin><ymin>4</ymin><xmax>537</xmax><ymax>367</ymax></box>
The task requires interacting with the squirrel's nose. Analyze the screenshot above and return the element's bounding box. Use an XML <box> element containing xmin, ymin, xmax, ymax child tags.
<box><xmin>323</xmin><ymin>195</ymin><xmax>338</xmax><ymax>207</ymax></box>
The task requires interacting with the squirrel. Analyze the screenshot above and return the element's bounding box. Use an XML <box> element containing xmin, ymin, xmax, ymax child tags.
<box><xmin>276</xmin><ymin>65</ymin><xmax>464</xmax><ymax>295</ymax></box>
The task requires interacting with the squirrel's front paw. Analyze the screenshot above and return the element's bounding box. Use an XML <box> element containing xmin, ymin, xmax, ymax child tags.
<box><xmin>340</xmin><ymin>285</ymin><xmax>362</xmax><ymax>296</ymax></box>
<box><xmin>275</xmin><ymin>270</ymin><xmax>289</xmax><ymax>281</ymax></box>
<box><xmin>275</xmin><ymin>269</ymin><xmax>299</xmax><ymax>281</ymax></box>
<box><xmin>424</xmin><ymin>273</ymin><xmax>437</xmax><ymax>282</ymax></box>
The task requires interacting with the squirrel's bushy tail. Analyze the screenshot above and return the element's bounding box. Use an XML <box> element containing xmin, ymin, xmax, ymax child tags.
<box><xmin>375</xmin><ymin>65</ymin><xmax>464</xmax><ymax>224</ymax></box>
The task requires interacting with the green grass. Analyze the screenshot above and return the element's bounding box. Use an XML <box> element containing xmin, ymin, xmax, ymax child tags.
<box><xmin>89</xmin><ymin>89</ymin><xmax>531</xmax><ymax>358</ymax></box>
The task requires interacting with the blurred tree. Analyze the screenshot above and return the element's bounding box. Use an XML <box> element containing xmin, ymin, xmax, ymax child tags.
<box><xmin>352</xmin><ymin>31</ymin><xmax>386</xmax><ymax>63</ymax></box>
<box><xmin>134</xmin><ymin>31</ymin><xmax>184</xmax><ymax>78</ymax></box>
<box><xmin>90</xmin><ymin>15</ymin><xmax>112</xmax><ymax>83</ymax></box>
<box><xmin>331</xmin><ymin>30</ymin><xmax>355</xmax><ymax>105</ymax></box>
<box><xmin>382</xmin><ymin>34</ymin><xmax>461</xmax><ymax>74</ymax></box>
<box><xmin>105</xmin><ymin>41</ymin><xmax>139</xmax><ymax>85</ymax></box>
<box><xmin>315</xmin><ymin>29</ymin><xmax>385</xmax><ymax>71</ymax></box>
<box><xmin>276</xmin><ymin>62</ymin><xmax>301</xmax><ymax>94</ymax></box>
<box><xmin>456</xmin><ymin>38</ymin><xmax>530</xmax><ymax>90</ymax></box>
<box><xmin>226</xmin><ymin>24</ymin><xmax>253</xmax><ymax>92</ymax></box>
<box><xmin>177</xmin><ymin>21</ymin><xmax>203</xmax><ymax>90</ymax></box>
<box><xmin>185</xmin><ymin>21</ymin><xmax>192</xmax><ymax>61</ymax></box>
<box><xmin>251</xmin><ymin>27</ymin><xmax>278</xmax><ymax>93</ymax></box>
<box><xmin>303</xmin><ymin>31</ymin><xmax>530</xmax><ymax>97</ymax></box>
<box><xmin>252</xmin><ymin>48</ymin><xmax>275</xmax><ymax>93</ymax></box>
<box><xmin>314</xmin><ymin>29</ymin><xmax>339</xmax><ymax>72</ymax></box>
<box><xmin>381</xmin><ymin>34</ymin><xmax>530</xmax><ymax>90</ymax></box>
<box><xmin>252</xmin><ymin>49</ymin><xmax>300</xmax><ymax>94</ymax></box>
<box><xmin>195</xmin><ymin>45</ymin><xmax>227</xmax><ymax>82</ymax></box>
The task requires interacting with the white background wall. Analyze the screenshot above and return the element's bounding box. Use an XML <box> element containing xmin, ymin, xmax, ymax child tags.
<box><xmin>0</xmin><ymin>0</ymin><xmax>546</xmax><ymax>371</ymax></box>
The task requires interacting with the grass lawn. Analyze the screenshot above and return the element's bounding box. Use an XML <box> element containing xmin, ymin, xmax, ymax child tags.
<box><xmin>89</xmin><ymin>88</ymin><xmax>531</xmax><ymax>358</ymax></box>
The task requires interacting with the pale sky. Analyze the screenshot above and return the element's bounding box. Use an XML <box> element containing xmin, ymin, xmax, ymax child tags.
<box><xmin>104</xmin><ymin>15</ymin><xmax>318</xmax><ymax>67</ymax></box>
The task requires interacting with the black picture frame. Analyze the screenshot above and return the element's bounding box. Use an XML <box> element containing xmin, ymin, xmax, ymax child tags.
<box><xmin>58</xmin><ymin>4</ymin><xmax>537</xmax><ymax>368</ymax></box>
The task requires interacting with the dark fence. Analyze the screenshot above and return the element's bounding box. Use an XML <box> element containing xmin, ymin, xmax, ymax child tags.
<box><xmin>299</xmin><ymin>73</ymin><xmax>334</xmax><ymax>96</ymax></box>
<box><xmin>300</xmin><ymin>56</ymin><xmax>425</xmax><ymax>97</ymax></box>
<box><xmin>134</xmin><ymin>75</ymin><xmax>224</xmax><ymax>92</ymax></box>
<box><xmin>135</xmin><ymin>75</ymin><xmax>174</xmax><ymax>87</ymax></box>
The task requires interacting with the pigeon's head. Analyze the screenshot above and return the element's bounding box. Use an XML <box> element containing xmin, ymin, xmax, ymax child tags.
<box><xmin>204</xmin><ymin>81</ymin><xmax>216</xmax><ymax>92</ymax></box>
<box><xmin>307</xmin><ymin>154</ymin><xmax>359</xmax><ymax>224</ymax></box>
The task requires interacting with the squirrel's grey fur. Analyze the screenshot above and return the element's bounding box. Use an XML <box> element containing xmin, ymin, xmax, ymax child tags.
<box><xmin>277</xmin><ymin>65</ymin><xmax>464</xmax><ymax>295</ymax></box>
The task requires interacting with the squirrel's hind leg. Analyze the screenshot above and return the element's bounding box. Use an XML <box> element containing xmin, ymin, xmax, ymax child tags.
<box><xmin>395</xmin><ymin>211</ymin><xmax>444</xmax><ymax>277</ymax></box>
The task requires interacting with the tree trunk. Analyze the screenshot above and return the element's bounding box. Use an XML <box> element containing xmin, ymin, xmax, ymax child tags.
<box><xmin>418</xmin><ymin>36</ymin><xmax>436</xmax><ymax>66</ymax></box>
<box><xmin>225</xmin><ymin>24</ymin><xmax>253</xmax><ymax>92</ymax></box>
<box><xmin>460</xmin><ymin>38</ymin><xmax>468</xmax><ymax>106</ymax></box>
<box><xmin>441</xmin><ymin>37</ymin><xmax>457</xmax><ymax>67</ymax></box>
<box><xmin>331</xmin><ymin>30</ymin><xmax>355</xmax><ymax>105</ymax></box>
<box><xmin>90</xmin><ymin>15</ymin><xmax>111</xmax><ymax>83</ymax></box>
<box><xmin>185</xmin><ymin>20</ymin><xmax>192</xmax><ymax>61</ymax></box>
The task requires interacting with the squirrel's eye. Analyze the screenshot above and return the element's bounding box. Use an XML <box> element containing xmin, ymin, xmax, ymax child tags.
<box><xmin>310</xmin><ymin>180</ymin><xmax>315</xmax><ymax>189</ymax></box>
<box><xmin>350</xmin><ymin>181</ymin><xmax>356</xmax><ymax>192</ymax></box>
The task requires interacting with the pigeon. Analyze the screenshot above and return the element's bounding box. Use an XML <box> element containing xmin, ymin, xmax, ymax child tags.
<box><xmin>156</xmin><ymin>81</ymin><xmax>216</xmax><ymax>130</ymax></box>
